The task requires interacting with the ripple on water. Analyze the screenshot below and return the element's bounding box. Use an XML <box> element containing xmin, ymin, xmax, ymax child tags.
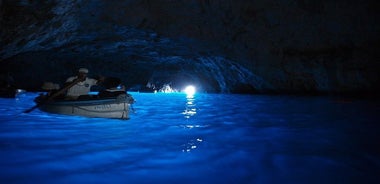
<box><xmin>0</xmin><ymin>92</ymin><xmax>379</xmax><ymax>183</ymax></box>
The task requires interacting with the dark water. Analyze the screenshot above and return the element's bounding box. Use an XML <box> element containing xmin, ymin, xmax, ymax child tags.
<box><xmin>0</xmin><ymin>92</ymin><xmax>379</xmax><ymax>183</ymax></box>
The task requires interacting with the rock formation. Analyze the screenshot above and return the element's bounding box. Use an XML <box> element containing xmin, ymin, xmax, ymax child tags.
<box><xmin>1</xmin><ymin>0</ymin><xmax>379</xmax><ymax>95</ymax></box>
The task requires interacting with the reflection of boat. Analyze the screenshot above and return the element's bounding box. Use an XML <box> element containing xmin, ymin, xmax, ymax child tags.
<box><xmin>0</xmin><ymin>88</ymin><xmax>25</xmax><ymax>98</ymax></box>
<box><xmin>35</xmin><ymin>94</ymin><xmax>135</xmax><ymax>119</ymax></box>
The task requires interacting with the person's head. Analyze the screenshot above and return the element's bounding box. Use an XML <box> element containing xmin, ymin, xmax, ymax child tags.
<box><xmin>41</xmin><ymin>82</ymin><xmax>60</xmax><ymax>91</ymax></box>
<box><xmin>77</xmin><ymin>68</ymin><xmax>88</xmax><ymax>78</ymax></box>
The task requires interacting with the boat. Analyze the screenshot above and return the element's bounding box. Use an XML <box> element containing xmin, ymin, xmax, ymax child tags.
<box><xmin>35</xmin><ymin>94</ymin><xmax>135</xmax><ymax>119</ymax></box>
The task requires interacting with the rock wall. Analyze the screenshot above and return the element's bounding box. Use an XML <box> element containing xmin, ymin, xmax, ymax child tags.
<box><xmin>1</xmin><ymin>0</ymin><xmax>379</xmax><ymax>94</ymax></box>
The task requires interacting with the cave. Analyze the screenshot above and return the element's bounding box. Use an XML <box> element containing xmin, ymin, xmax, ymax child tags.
<box><xmin>1</xmin><ymin>0</ymin><xmax>378</xmax><ymax>95</ymax></box>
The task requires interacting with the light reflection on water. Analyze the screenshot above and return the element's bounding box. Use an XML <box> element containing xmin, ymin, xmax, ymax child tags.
<box><xmin>0</xmin><ymin>92</ymin><xmax>379</xmax><ymax>183</ymax></box>
<box><xmin>182</xmin><ymin>95</ymin><xmax>197</xmax><ymax>119</ymax></box>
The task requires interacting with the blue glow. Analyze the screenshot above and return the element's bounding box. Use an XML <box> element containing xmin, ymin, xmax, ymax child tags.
<box><xmin>0</xmin><ymin>92</ymin><xmax>379</xmax><ymax>183</ymax></box>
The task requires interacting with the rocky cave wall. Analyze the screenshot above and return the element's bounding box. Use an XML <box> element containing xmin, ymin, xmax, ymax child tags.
<box><xmin>1</xmin><ymin>0</ymin><xmax>379</xmax><ymax>94</ymax></box>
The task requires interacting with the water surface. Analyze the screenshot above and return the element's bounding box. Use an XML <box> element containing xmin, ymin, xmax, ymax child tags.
<box><xmin>1</xmin><ymin>92</ymin><xmax>379</xmax><ymax>183</ymax></box>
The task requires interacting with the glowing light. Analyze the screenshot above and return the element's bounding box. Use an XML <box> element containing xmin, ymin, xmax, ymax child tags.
<box><xmin>184</xmin><ymin>85</ymin><xmax>196</xmax><ymax>96</ymax></box>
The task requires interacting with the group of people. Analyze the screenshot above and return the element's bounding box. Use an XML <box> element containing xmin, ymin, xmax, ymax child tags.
<box><xmin>44</xmin><ymin>68</ymin><xmax>127</xmax><ymax>100</ymax></box>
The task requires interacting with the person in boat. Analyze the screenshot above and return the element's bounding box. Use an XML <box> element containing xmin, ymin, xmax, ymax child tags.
<box><xmin>98</xmin><ymin>77</ymin><xmax>127</xmax><ymax>98</ymax></box>
<box><xmin>41</xmin><ymin>82</ymin><xmax>61</xmax><ymax>97</ymax></box>
<box><xmin>64</xmin><ymin>68</ymin><xmax>104</xmax><ymax>100</ymax></box>
<box><xmin>34</xmin><ymin>82</ymin><xmax>61</xmax><ymax>102</ymax></box>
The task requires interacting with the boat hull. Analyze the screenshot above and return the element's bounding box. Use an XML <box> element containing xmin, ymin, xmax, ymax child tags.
<box><xmin>38</xmin><ymin>95</ymin><xmax>133</xmax><ymax>119</ymax></box>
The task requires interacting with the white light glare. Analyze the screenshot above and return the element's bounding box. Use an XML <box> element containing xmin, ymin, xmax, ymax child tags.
<box><xmin>184</xmin><ymin>85</ymin><xmax>196</xmax><ymax>96</ymax></box>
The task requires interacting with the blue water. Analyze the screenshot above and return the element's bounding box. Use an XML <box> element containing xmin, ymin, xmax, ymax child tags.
<box><xmin>1</xmin><ymin>92</ymin><xmax>379</xmax><ymax>183</ymax></box>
